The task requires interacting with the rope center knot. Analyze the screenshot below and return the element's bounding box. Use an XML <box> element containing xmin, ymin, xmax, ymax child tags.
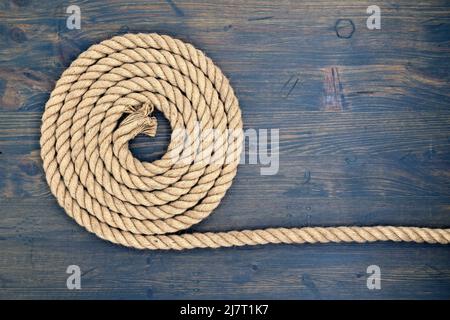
<box><xmin>123</xmin><ymin>103</ymin><xmax>158</xmax><ymax>137</ymax></box>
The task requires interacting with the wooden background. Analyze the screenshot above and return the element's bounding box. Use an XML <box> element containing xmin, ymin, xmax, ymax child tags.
<box><xmin>1</xmin><ymin>0</ymin><xmax>450</xmax><ymax>299</ymax></box>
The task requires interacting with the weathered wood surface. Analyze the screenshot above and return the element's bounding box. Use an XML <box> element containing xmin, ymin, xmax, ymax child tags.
<box><xmin>0</xmin><ymin>0</ymin><xmax>450</xmax><ymax>299</ymax></box>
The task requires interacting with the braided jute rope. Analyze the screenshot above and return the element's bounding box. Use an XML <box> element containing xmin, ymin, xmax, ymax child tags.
<box><xmin>40</xmin><ymin>33</ymin><xmax>450</xmax><ymax>250</ymax></box>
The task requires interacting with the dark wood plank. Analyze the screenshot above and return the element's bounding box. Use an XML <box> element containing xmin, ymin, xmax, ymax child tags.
<box><xmin>1</xmin><ymin>0</ymin><xmax>449</xmax><ymax>112</ymax></box>
<box><xmin>1</xmin><ymin>197</ymin><xmax>450</xmax><ymax>299</ymax></box>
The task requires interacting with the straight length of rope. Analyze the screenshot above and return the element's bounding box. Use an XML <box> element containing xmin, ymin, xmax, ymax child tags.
<box><xmin>40</xmin><ymin>33</ymin><xmax>450</xmax><ymax>250</ymax></box>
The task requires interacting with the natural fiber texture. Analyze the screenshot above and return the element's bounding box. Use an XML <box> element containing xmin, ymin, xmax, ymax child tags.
<box><xmin>40</xmin><ymin>33</ymin><xmax>450</xmax><ymax>250</ymax></box>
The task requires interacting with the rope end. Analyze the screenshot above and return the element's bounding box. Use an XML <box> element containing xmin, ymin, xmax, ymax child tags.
<box><xmin>123</xmin><ymin>103</ymin><xmax>158</xmax><ymax>138</ymax></box>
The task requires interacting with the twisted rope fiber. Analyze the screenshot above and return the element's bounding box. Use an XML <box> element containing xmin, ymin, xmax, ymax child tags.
<box><xmin>40</xmin><ymin>33</ymin><xmax>450</xmax><ymax>250</ymax></box>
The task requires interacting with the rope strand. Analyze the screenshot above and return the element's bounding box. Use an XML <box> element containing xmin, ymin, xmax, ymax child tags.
<box><xmin>40</xmin><ymin>33</ymin><xmax>450</xmax><ymax>250</ymax></box>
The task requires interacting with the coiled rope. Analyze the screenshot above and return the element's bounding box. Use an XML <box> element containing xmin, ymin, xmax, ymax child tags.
<box><xmin>40</xmin><ymin>33</ymin><xmax>450</xmax><ymax>250</ymax></box>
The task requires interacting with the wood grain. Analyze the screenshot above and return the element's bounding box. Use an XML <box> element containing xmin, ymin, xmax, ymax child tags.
<box><xmin>0</xmin><ymin>0</ymin><xmax>449</xmax><ymax>299</ymax></box>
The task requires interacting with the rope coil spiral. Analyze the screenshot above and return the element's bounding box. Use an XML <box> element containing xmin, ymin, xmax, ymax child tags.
<box><xmin>40</xmin><ymin>33</ymin><xmax>450</xmax><ymax>250</ymax></box>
